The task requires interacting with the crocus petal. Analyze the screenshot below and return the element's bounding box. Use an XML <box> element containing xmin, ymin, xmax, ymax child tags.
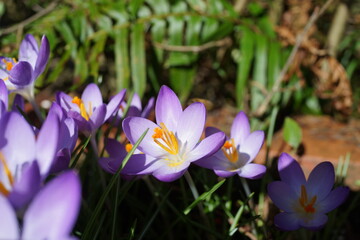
<box><xmin>231</xmin><ymin>111</ymin><xmax>250</xmax><ymax>145</ymax></box>
<box><xmin>89</xmin><ymin>104</ymin><xmax>106</xmax><ymax>130</ymax></box>
<box><xmin>123</xmin><ymin>117</ymin><xmax>166</xmax><ymax>157</ymax></box>
<box><xmin>60</xmin><ymin>118</ymin><xmax>78</xmax><ymax>150</ymax></box>
<box><xmin>299</xmin><ymin>212</ymin><xmax>328</xmax><ymax>230</ymax></box>
<box><xmin>22</xmin><ymin>171</ymin><xmax>81</xmax><ymax>239</ymax></box>
<box><xmin>0</xmin><ymin>80</ymin><xmax>8</xmax><ymax>108</ymax></box>
<box><xmin>278</xmin><ymin>153</ymin><xmax>306</xmax><ymax>195</ymax></box>
<box><xmin>238</xmin><ymin>163</ymin><xmax>266</xmax><ymax>179</ymax></box>
<box><xmin>317</xmin><ymin>186</ymin><xmax>349</xmax><ymax>213</ymax></box>
<box><xmin>187</xmin><ymin>131</ymin><xmax>225</xmax><ymax>162</ymax></box>
<box><xmin>19</xmin><ymin>34</ymin><xmax>39</xmax><ymax>68</ymax></box>
<box><xmin>122</xmin><ymin>155</ymin><xmax>160</xmax><ymax>175</ymax></box>
<box><xmin>105</xmin><ymin>89</ymin><xmax>126</xmax><ymax>120</ymax></box>
<box><xmin>274</xmin><ymin>212</ymin><xmax>300</xmax><ymax>231</ymax></box>
<box><xmin>130</xmin><ymin>93</ymin><xmax>142</xmax><ymax>111</ymax></box>
<box><xmin>153</xmin><ymin>166</ymin><xmax>188</xmax><ymax>182</ymax></box>
<box><xmin>155</xmin><ymin>85</ymin><xmax>182</xmax><ymax>131</ymax></box>
<box><xmin>50</xmin><ymin>148</ymin><xmax>71</xmax><ymax>174</ymax></box>
<box><xmin>68</xmin><ymin>110</ymin><xmax>92</xmax><ymax>133</ymax></box>
<box><xmin>56</xmin><ymin>92</ymin><xmax>78</xmax><ymax>112</ymax></box>
<box><xmin>267</xmin><ymin>181</ymin><xmax>298</xmax><ymax>212</ymax></box>
<box><xmin>12</xmin><ymin>94</ymin><xmax>25</xmax><ymax>112</ymax></box>
<box><xmin>214</xmin><ymin>169</ymin><xmax>237</xmax><ymax>178</ymax></box>
<box><xmin>8</xmin><ymin>161</ymin><xmax>41</xmax><ymax>209</ymax></box>
<box><xmin>9</xmin><ymin>61</ymin><xmax>33</xmax><ymax>86</ymax></box>
<box><xmin>0</xmin><ymin>112</ymin><xmax>36</xmax><ymax>166</ymax></box>
<box><xmin>105</xmin><ymin>138</ymin><xmax>125</xmax><ymax>158</ymax></box>
<box><xmin>205</xmin><ymin>127</ymin><xmax>222</xmax><ymax>137</ymax></box>
<box><xmin>0</xmin><ymin>195</ymin><xmax>19</xmax><ymax>239</ymax></box>
<box><xmin>176</xmin><ymin>102</ymin><xmax>206</xmax><ymax>151</ymax></box>
<box><xmin>306</xmin><ymin>161</ymin><xmax>335</xmax><ymax>202</ymax></box>
<box><xmin>33</xmin><ymin>35</ymin><xmax>50</xmax><ymax>79</ymax></box>
<box><xmin>238</xmin><ymin>130</ymin><xmax>264</xmax><ymax>164</ymax></box>
<box><xmin>141</xmin><ymin>97</ymin><xmax>155</xmax><ymax>118</ymax></box>
<box><xmin>36</xmin><ymin>111</ymin><xmax>60</xmax><ymax>176</ymax></box>
<box><xmin>194</xmin><ymin>151</ymin><xmax>227</xmax><ymax>170</ymax></box>
<box><xmin>81</xmin><ymin>83</ymin><xmax>103</xmax><ymax>109</ymax></box>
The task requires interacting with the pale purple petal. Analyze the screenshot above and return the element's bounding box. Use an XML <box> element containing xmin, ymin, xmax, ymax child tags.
<box><xmin>105</xmin><ymin>89</ymin><xmax>126</xmax><ymax>120</ymax></box>
<box><xmin>239</xmin><ymin>130</ymin><xmax>264</xmax><ymax>164</ymax></box>
<box><xmin>153</xmin><ymin>166</ymin><xmax>188</xmax><ymax>182</ymax></box>
<box><xmin>176</xmin><ymin>102</ymin><xmax>206</xmax><ymax>151</ymax></box>
<box><xmin>317</xmin><ymin>186</ymin><xmax>349</xmax><ymax>213</ymax></box>
<box><xmin>0</xmin><ymin>80</ymin><xmax>8</xmax><ymax>108</ymax></box>
<box><xmin>155</xmin><ymin>85</ymin><xmax>182</xmax><ymax>131</ymax></box>
<box><xmin>36</xmin><ymin>111</ymin><xmax>59</xmax><ymax>176</ymax></box>
<box><xmin>141</xmin><ymin>97</ymin><xmax>155</xmax><ymax>118</ymax></box>
<box><xmin>56</xmin><ymin>92</ymin><xmax>78</xmax><ymax>112</ymax></box>
<box><xmin>299</xmin><ymin>212</ymin><xmax>328</xmax><ymax>230</ymax></box>
<box><xmin>0</xmin><ymin>195</ymin><xmax>19</xmax><ymax>239</ymax></box>
<box><xmin>187</xmin><ymin>131</ymin><xmax>225</xmax><ymax>162</ymax></box>
<box><xmin>8</xmin><ymin>161</ymin><xmax>41</xmax><ymax>209</ymax></box>
<box><xmin>89</xmin><ymin>104</ymin><xmax>106</xmax><ymax>130</ymax></box>
<box><xmin>306</xmin><ymin>161</ymin><xmax>335</xmax><ymax>202</ymax></box>
<box><xmin>267</xmin><ymin>181</ymin><xmax>298</xmax><ymax>212</ymax></box>
<box><xmin>122</xmin><ymin>155</ymin><xmax>160</xmax><ymax>175</ymax></box>
<box><xmin>19</xmin><ymin>34</ymin><xmax>39</xmax><ymax>68</ymax></box>
<box><xmin>9</xmin><ymin>61</ymin><xmax>33</xmax><ymax>86</ymax></box>
<box><xmin>123</xmin><ymin>117</ymin><xmax>166</xmax><ymax>157</ymax></box>
<box><xmin>205</xmin><ymin>127</ymin><xmax>222</xmax><ymax>137</ymax></box>
<box><xmin>68</xmin><ymin>110</ymin><xmax>91</xmax><ymax>133</ymax></box>
<box><xmin>194</xmin><ymin>151</ymin><xmax>226</xmax><ymax>170</ymax></box>
<box><xmin>214</xmin><ymin>169</ymin><xmax>237</xmax><ymax>178</ymax></box>
<box><xmin>278</xmin><ymin>153</ymin><xmax>306</xmax><ymax>195</ymax></box>
<box><xmin>274</xmin><ymin>212</ymin><xmax>301</xmax><ymax>231</ymax></box>
<box><xmin>60</xmin><ymin>118</ymin><xmax>78</xmax><ymax>150</ymax></box>
<box><xmin>33</xmin><ymin>35</ymin><xmax>50</xmax><ymax>79</ymax></box>
<box><xmin>81</xmin><ymin>83</ymin><xmax>103</xmax><ymax>109</ymax></box>
<box><xmin>130</xmin><ymin>93</ymin><xmax>142</xmax><ymax>111</ymax></box>
<box><xmin>238</xmin><ymin>163</ymin><xmax>266</xmax><ymax>179</ymax></box>
<box><xmin>22</xmin><ymin>171</ymin><xmax>81</xmax><ymax>239</ymax></box>
<box><xmin>231</xmin><ymin>111</ymin><xmax>250</xmax><ymax>145</ymax></box>
<box><xmin>0</xmin><ymin>112</ymin><xmax>36</xmax><ymax>166</ymax></box>
<box><xmin>50</xmin><ymin>148</ymin><xmax>71</xmax><ymax>174</ymax></box>
<box><xmin>12</xmin><ymin>94</ymin><xmax>25</xmax><ymax>112</ymax></box>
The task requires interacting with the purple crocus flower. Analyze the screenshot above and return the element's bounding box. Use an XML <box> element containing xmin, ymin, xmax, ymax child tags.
<box><xmin>47</xmin><ymin>102</ymin><xmax>78</xmax><ymax>173</ymax></box>
<box><xmin>0</xmin><ymin>80</ymin><xmax>8</xmax><ymax>118</ymax></box>
<box><xmin>267</xmin><ymin>153</ymin><xmax>349</xmax><ymax>231</ymax></box>
<box><xmin>195</xmin><ymin>111</ymin><xmax>266</xmax><ymax>179</ymax></box>
<box><xmin>0</xmin><ymin>111</ymin><xmax>59</xmax><ymax>209</ymax></box>
<box><xmin>123</xmin><ymin>85</ymin><xmax>225</xmax><ymax>182</ymax></box>
<box><xmin>0</xmin><ymin>170</ymin><xmax>81</xmax><ymax>239</ymax></box>
<box><xmin>0</xmin><ymin>34</ymin><xmax>50</xmax><ymax>100</ymax></box>
<box><xmin>99</xmin><ymin>138</ymin><xmax>157</xmax><ymax>176</ymax></box>
<box><xmin>56</xmin><ymin>83</ymin><xmax>126</xmax><ymax>135</ymax></box>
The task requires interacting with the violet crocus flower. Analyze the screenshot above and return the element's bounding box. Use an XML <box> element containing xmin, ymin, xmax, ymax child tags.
<box><xmin>0</xmin><ymin>111</ymin><xmax>59</xmax><ymax>209</ymax></box>
<box><xmin>0</xmin><ymin>34</ymin><xmax>50</xmax><ymax>101</ymax></box>
<box><xmin>0</xmin><ymin>170</ymin><xmax>81</xmax><ymax>239</ymax></box>
<box><xmin>195</xmin><ymin>111</ymin><xmax>266</xmax><ymax>179</ymax></box>
<box><xmin>0</xmin><ymin>80</ymin><xmax>8</xmax><ymax>118</ymax></box>
<box><xmin>123</xmin><ymin>85</ymin><xmax>225</xmax><ymax>182</ymax></box>
<box><xmin>99</xmin><ymin>138</ymin><xmax>157</xmax><ymax>176</ymax></box>
<box><xmin>267</xmin><ymin>153</ymin><xmax>349</xmax><ymax>231</ymax></box>
<box><xmin>56</xmin><ymin>83</ymin><xmax>126</xmax><ymax>135</ymax></box>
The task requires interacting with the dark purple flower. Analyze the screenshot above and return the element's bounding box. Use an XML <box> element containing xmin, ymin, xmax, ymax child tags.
<box><xmin>267</xmin><ymin>153</ymin><xmax>349</xmax><ymax>231</ymax></box>
<box><xmin>123</xmin><ymin>85</ymin><xmax>225</xmax><ymax>182</ymax></box>
<box><xmin>195</xmin><ymin>111</ymin><xmax>265</xmax><ymax>179</ymax></box>
<box><xmin>56</xmin><ymin>83</ymin><xmax>126</xmax><ymax>134</ymax></box>
<box><xmin>0</xmin><ymin>34</ymin><xmax>50</xmax><ymax>100</ymax></box>
<box><xmin>0</xmin><ymin>170</ymin><xmax>81</xmax><ymax>239</ymax></box>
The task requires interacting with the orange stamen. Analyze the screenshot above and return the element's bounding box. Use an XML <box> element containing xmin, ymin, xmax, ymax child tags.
<box><xmin>72</xmin><ymin>96</ymin><xmax>90</xmax><ymax>121</ymax></box>
<box><xmin>152</xmin><ymin>123</ymin><xmax>179</xmax><ymax>155</ymax></box>
<box><xmin>221</xmin><ymin>138</ymin><xmax>238</xmax><ymax>163</ymax></box>
<box><xmin>0</xmin><ymin>152</ymin><xmax>14</xmax><ymax>196</ymax></box>
<box><xmin>299</xmin><ymin>185</ymin><xmax>317</xmax><ymax>213</ymax></box>
<box><xmin>125</xmin><ymin>143</ymin><xmax>133</xmax><ymax>153</ymax></box>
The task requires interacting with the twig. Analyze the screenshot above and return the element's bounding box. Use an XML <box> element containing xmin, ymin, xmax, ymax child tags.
<box><xmin>153</xmin><ymin>37</ymin><xmax>232</xmax><ymax>53</ymax></box>
<box><xmin>253</xmin><ymin>0</ymin><xmax>335</xmax><ymax>117</ymax></box>
<box><xmin>0</xmin><ymin>1</ymin><xmax>59</xmax><ymax>36</ymax></box>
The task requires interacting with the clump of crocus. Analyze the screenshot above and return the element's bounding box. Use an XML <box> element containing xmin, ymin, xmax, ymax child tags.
<box><xmin>267</xmin><ymin>153</ymin><xmax>349</xmax><ymax>231</ymax></box>
<box><xmin>56</xmin><ymin>83</ymin><xmax>126</xmax><ymax>135</ymax></box>
<box><xmin>123</xmin><ymin>85</ymin><xmax>225</xmax><ymax>182</ymax></box>
<box><xmin>195</xmin><ymin>111</ymin><xmax>266</xmax><ymax>179</ymax></box>
<box><xmin>0</xmin><ymin>171</ymin><xmax>81</xmax><ymax>239</ymax></box>
<box><xmin>0</xmin><ymin>34</ymin><xmax>49</xmax><ymax>101</ymax></box>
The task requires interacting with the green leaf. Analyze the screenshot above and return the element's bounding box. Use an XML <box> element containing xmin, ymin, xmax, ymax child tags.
<box><xmin>131</xmin><ymin>23</ymin><xmax>146</xmax><ymax>98</ymax></box>
<box><xmin>115</xmin><ymin>28</ymin><xmax>130</xmax><ymax>91</ymax></box>
<box><xmin>169</xmin><ymin>67</ymin><xmax>196</xmax><ymax>103</ymax></box>
<box><xmin>183</xmin><ymin>179</ymin><xmax>225</xmax><ymax>215</ymax></box>
<box><xmin>283</xmin><ymin>117</ymin><xmax>302</xmax><ymax>149</ymax></box>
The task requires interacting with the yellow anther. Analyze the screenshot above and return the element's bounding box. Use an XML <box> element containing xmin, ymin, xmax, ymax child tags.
<box><xmin>299</xmin><ymin>185</ymin><xmax>317</xmax><ymax>213</ymax></box>
<box><xmin>222</xmin><ymin>138</ymin><xmax>238</xmax><ymax>163</ymax></box>
<box><xmin>125</xmin><ymin>143</ymin><xmax>133</xmax><ymax>153</ymax></box>
<box><xmin>0</xmin><ymin>152</ymin><xmax>14</xmax><ymax>196</ymax></box>
<box><xmin>152</xmin><ymin>123</ymin><xmax>179</xmax><ymax>155</ymax></box>
<box><xmin>72</xmin><ymin>96</ymin><xmax>90</xmax><ymax>121</ymax></box>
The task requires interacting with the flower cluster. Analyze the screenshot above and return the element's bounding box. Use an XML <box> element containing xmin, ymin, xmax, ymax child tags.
<box><xmin>0</xmin><ymin>33</ymin><xmax>349</xmax><ymax>237</ymax></box>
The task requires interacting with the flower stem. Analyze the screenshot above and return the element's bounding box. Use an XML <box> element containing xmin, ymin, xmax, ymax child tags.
<box><xmin>29</xmin><ymin>98</ymin><xmax>44</xmax><ymax>122</ymax></box>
